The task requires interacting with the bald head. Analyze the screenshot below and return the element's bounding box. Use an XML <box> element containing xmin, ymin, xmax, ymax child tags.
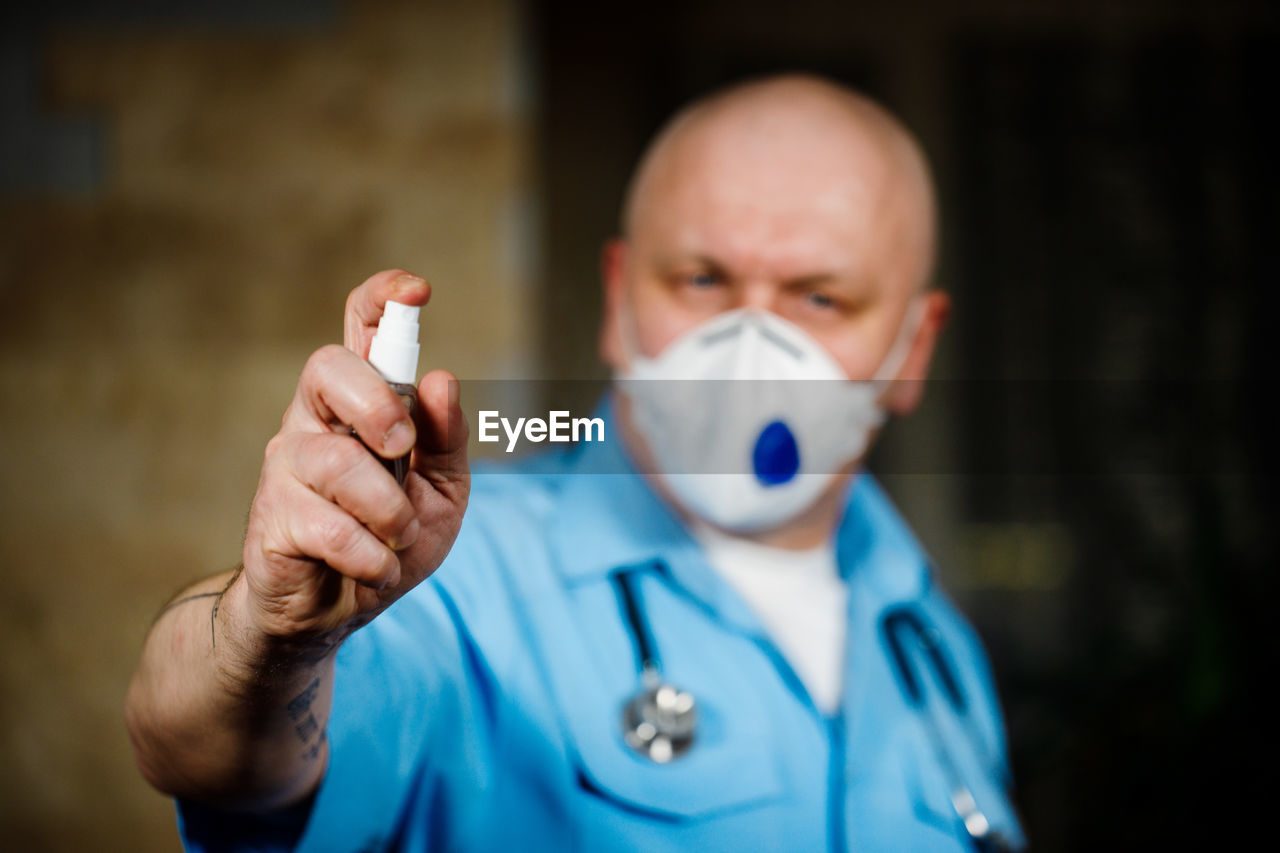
<box><xmin>622</xmin><ymin>74</ymin><xmax>937</xmax><ymax>292</ymax></box>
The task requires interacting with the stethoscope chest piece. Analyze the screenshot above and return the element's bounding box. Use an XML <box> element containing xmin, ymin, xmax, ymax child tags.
<box><xmin>622</xmin><ymin>668</ymin><xmax>696</xmax><ymax>764</ymax></box>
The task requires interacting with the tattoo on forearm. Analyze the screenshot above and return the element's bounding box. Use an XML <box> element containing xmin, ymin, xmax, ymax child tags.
<box><xmin>287</xmin><ymin>675</ymin><xmax>326</xmax><ymax>761</ymax></box>
<box><xmin>295</xmin><ymin>713</ymin><xmax>320</xmax><ymax>742</ymax></box>
<box><xmin>209</xmin><ymin>565</ymin><xmax>242</xmax><ymax>649</ymax></box>
<box><xmin>287</xmin><ymin>677</ymin><xmax>320</xmax><ymax>720</ymax></box>
<box><xmin>302</xmin><ymin>733</ymin><xmax>326</xmax><ymax>761</ymax></box>
<box><xmin>152</xmin><ymin>592</ymin><xmax>222</xmax><ymax>624</ymax></box>
<box><xmin>151</xmin><ymin>565</ymin><xmax>244</xmax><ymax>652</ymax></box>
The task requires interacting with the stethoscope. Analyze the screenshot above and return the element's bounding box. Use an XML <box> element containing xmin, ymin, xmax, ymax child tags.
<box><xmin>613</xmin><ymin>571</ymin><xmax>697</xmax><ymax>764</ymax></box>
<box><xmin>612</xmin><ymin>570</ymin><xmax>1023</xmax><ymax>851</ymax></box>
<box><xmin>880</xmin><ymin>605</ymin><xmax>1022</xmax><ymax>853</ymax></box>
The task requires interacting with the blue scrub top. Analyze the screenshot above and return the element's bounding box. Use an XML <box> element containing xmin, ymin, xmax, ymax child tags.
<box><xmin>179</xmin><ymin>401</ymin><xmax>1024</xmax><ymax>851</ymax></box>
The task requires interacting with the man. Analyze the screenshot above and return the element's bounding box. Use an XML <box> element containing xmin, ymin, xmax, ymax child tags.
<box><xmin>127</xmin><ymin>74</ymin><xmax>1025</xmax><ymax>851</ymax></box>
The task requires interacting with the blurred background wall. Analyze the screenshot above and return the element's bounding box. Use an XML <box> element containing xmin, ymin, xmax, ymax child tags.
<box><xmin>1</xmin><ymin>0</ymin><xmax>1275</xmax><ymax>850</ymax></box>
<box><xmin>1</xmin><ymin>1</ymin><xmax>536</xmax><ymax>850</ymax></box>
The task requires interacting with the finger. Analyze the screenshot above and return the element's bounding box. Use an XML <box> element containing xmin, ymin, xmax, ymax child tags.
<box><xmin>343</xmin><ymin>270</ymin><xmax>432</xmax><ymax>357</ymax></box>
<box><xmin>285</xmin><ymin>432</ymin><xmax>420</xmax><ymax>551</ymax></box>
<box><xmin>286</xmin><ymin>345</ymin><xmax>417</xmax><ymax>459</ymax></box>
<box><xmin>411</xmin><ymin>369</ymin><xmax>469</xmax><ymax>483</ymax></box>
<box><xmin>271</xmin><ymin>484</ymin><xmax>403</xmax><ymax>590</ymax></box>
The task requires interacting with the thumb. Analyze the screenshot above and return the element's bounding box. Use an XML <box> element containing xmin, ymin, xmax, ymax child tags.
<box><xmin>411</xmin><ymin>369</ymin><xmax>469</xmax><ymax>484</ymax></box>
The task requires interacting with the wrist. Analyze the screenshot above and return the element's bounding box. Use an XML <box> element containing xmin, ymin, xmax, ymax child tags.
<box><xmin>212</xmin><ymin>571</ymin><xmax>341</xmax><ymax>698</ymax></box>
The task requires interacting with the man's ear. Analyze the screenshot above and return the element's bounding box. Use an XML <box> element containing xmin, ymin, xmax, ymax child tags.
<box><xmin>599</xmin><ymin>238</ymin><xmax>629</xmax><ymax>369</ymax></box>
<box><xmin>884</xmin><ymin>289</ymin><xmax>951</xmax><ymax>416</ymax></box>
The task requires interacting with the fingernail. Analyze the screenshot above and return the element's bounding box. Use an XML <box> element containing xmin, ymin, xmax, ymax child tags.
<box><xmin>448</xmin><ymin>378</ymin><xmax>460</xmax><ymax>408</ymax></box>
<box><xmin>378</xmin><ymin>556</ymin><xmax>402</xmax><ymax>590</ymax></box>
<box><xmin>397</xmin><ymin>519</ymin><xmax>420</xmax><ymax>550</ymax></box>
<box><xmin>384</xmin><ymin>420</ymin><xmax>415</xmax><ymax>456</ymax></box>
<box><xmin>392</xmin><ymin>273</ymin><xmax>426</xmax><ymax>294</ymax></box>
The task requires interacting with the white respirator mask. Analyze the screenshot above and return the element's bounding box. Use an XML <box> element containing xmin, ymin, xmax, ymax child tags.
<box><xmin>616</xmin><ymin>301</ymin><xmax>921</xmax><ymax>533</ymax></box>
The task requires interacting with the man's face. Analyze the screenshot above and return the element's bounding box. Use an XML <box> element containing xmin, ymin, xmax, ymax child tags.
<box><xmin>600</xmin><ymin>104</ymin><xmax>943</xmax><ymax>400</ymax></box>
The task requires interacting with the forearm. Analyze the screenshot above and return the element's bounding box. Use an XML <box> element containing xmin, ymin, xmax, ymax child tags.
<box><xmin>126</xmin><ymin>569</ymin><xmax>337</xmax><ymax>810</ymax></box>
<box><xmin>124</xmin><ymin>271</ymin><xmax>469</xmax><ymax>812</ymax></box>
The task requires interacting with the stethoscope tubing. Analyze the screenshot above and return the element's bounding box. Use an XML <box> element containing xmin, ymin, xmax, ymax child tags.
<box><xmin>613</xmin><ymin>570</ymin><xmax>660</xmax><ymax>674</ymax></box>
<box><xmin>611</xmin><ymin>568</ymin><xmax>1021</xmax><ymax>850</ymax></box>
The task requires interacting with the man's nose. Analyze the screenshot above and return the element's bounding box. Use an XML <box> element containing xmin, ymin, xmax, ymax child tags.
<box><xmin>737</xmin><ymin>280</ymin><xmax>783</xmax><ymax>314</ymax></box>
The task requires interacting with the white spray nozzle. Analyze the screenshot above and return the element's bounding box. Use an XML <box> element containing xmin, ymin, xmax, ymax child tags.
<box><xmin>368</xmin><ymin>300</ymin><xmax>421</xmax><ymax>385</ymax></box>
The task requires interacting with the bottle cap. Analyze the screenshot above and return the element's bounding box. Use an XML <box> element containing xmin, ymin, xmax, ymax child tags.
<box><xmin>368</xmin><ymin>300</ymin><xmax>421</xmax><ymax>385</ymax></box>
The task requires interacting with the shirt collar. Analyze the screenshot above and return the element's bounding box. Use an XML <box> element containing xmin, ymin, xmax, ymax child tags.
<box><xmin>547</xmin><ymin>396</ymin><xmax>700</xmax><ymax>583</ymax></box>
<box><xmin>833</xmin><ymin>473</ymin><xmax>933</xmax><ymax>605</ymax></box>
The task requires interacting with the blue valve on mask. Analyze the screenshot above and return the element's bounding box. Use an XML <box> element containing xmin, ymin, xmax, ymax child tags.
<box><xmin>752</xmin><ymin>420</ymin><xmax>800</xmax><ymax>486</ymax></box>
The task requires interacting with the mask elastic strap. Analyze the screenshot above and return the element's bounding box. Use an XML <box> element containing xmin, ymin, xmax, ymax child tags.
<box><xmin>871</xmin><ymin>296</ymin><xmax>926</xmax><ymax>385</ymax></box>
<box><xmin>616</xmin><ymin>292</ymin><xmax>649</xmax><ymax>378</ymax></box>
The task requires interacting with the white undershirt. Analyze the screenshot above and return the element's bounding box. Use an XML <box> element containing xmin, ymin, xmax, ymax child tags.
<box><xmin>692</xmin><ymin>525</ymin><xmax>848</xmax><ymax>715</ymax></box>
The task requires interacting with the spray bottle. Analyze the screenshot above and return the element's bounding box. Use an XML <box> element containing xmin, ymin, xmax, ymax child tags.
<box><xmin>364</xmin><ymin>300</ymin><xmax>420</xmax><ymax>487</ymax></box>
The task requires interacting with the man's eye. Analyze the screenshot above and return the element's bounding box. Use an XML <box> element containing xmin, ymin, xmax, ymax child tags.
<box><xmin>688</xmin><ymin>272</ymin><xmax>720</xmax><ymax>288</ymax></box>
<box><xmin>806</xmin><ymin>291</ymin><xmax>835</xmax><ymax>309</ymax></box>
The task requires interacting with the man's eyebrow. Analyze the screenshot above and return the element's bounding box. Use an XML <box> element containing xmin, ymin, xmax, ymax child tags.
<box><xmin>784</xmin><ymin>273</ymin><xmax>883</xmax><ymax>305</ymax></box>
<box><xmin>784</xmin><ymin>271</ymin><xmax>868</xmax><ymax>292</ymax></box>
<box><xmin>785</xmin><ymin>272</ymin><xmax>839</xmax><ymax>288</ymax></box>
<box><xmin>654</xmin><ymin>252</ymin><xmax>728</xmax><ymax>274</ymax></box>
<box><xmin>658</xmin><ymin>251</ymin><xmax>719</xmax><ymax>266</ymax></box>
